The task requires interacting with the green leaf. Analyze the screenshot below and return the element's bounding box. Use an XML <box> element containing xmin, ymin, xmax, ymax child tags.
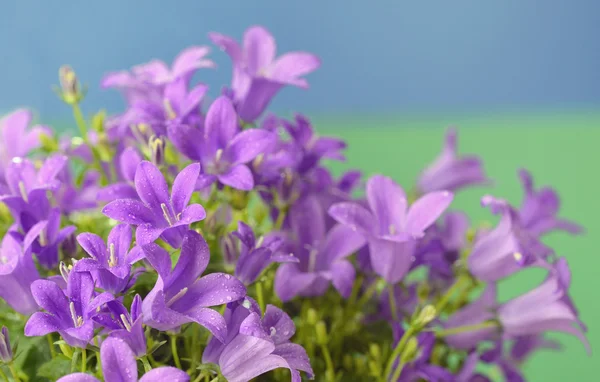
<box><xmin>37</xmin><ymin>357</ymin><xmax>73</xmax><ymax>380</ymax></box>
<box><xmin>148</xmin><ymin>340</ymin><xmax>167</xmax><ymax>355</ymax></box>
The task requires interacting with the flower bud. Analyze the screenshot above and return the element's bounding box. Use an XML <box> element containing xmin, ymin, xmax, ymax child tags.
<box><xmin>58</xmin><ymin>341</ymin><xmax>73</xmax><ymax>358</ymax></box>
<box><xmin>315</xmin><ymin>321</ymin><xmax>328</xmax><ymax>345</ymax></box>
<box><xmin>413</xmin><ymin>305</ymin><xmax>437</xmax><ymax>330</ymax></box>
<box><xmin>149</xmin><ymin>135</ymin><xmax>166</xmax><ymax>167</ymax></box>
<box><xmin>368</xmin><ymin>343</ymin><xmax>381</xmax><ymax>360</ymax></box>
<box><xmin>306</xmin><ymin>308</ymin><xmax>318</xmax><ymax>326</ymax></box>
<box><xmin>400</xmin><ymin>336</ymin><xmax>420</xmax><ymax>363</ymax></box>
<box><xmin>58</xmin><ymin>65</ymin><xmax>81</xmax><ymax>104</ymax></box>
<box><xmin>0</xmin><ymin>327</ymin><xmax>12</xmax><ymax>363</ymax></box>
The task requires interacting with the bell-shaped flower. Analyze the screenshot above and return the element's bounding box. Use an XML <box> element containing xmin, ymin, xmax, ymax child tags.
<box><xmin>0</xmin><ymin>232</ymin><xmax>40</xmax><ymax>314</ymax></box>
<box><xmin>57</xmin><ymin>337</ymin><xmax>189</xmax><ymax>382</ymax></box>
<box><xmin>141</xmin><ymin>230</ymin><xmax>246</xmax><ymax>342</ymax></box>
<box><xmin>25</xmin><ymin>271</ymin><xmax>113</xmax><ymax>348</ymax></box>
<box><xmin>275</xmin><ymin>195</ymin><xmax>365</xmax><ymax>301</ymax></box>
<box><xmin>329</xmin><ymin>175</ymin><xmax>453</xmax><ymax>283</ymax></box>
<box><xmin>468</xmin><ymin>195</ymin><xmax>552</xmax><ymax>282</ymax></box>
<box><xmin>223</xmin><ymin>221</ymin><xmax>297</xmax><ymax>285</ymax></box>
<box><xmin>0</xmin><ymin>109</ymin><xmax>51</xmax><ymax>184</ymax></box>
<box><xmin>517</xmin><ymin>169</ymin><xmax>583</xmax><ymax>236</ymax></box>
<box><xmin>74</xmin><ymin>224</ymin><xmax>144</xmax><ymax>294</ymax></box>
<box><xmin>21</xmin><ymin>208</ymin><xmax>76</xmax><ymax>269</ymax></box>
<box><xmin>93</xmin><ymin>295</ymin><xmax>146</xmax><ymax>357</ymax></box>
<box><xmin>417</xmin><ymin>127</ymin><xmax>488</xmax><ymax>194</ymax></box>
<box><xmin>168</xmin><ymin>96</ymin><xmax>276</xmax><ymax>191</ymax></box>
<box><xmin>102</xmin><ymin>161</ymin><xmax>205</xmax><ymax>248</ymax></box>
<box><xmin>209</xmin><ymin>26</ymin><xmax>320</xmax><ymax>123</ymax></box>
<box><xmin>203</xmin><ymin>299</ymin><xmax>313</xmax><ymax>382</ymax></box>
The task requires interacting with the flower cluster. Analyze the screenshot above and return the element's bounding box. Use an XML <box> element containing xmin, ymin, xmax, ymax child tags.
<box><xmin>0</xmin><ymin>25</ymin><xmax>588</xmax><ymax>382</ymax></box>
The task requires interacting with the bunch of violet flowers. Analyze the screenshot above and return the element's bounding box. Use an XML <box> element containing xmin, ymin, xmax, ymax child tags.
<box><xmin>0</xmin><ymin>25</ymin><xmax>588</xmax><ymax>382</ymax></box>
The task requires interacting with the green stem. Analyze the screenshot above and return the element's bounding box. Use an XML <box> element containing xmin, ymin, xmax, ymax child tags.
<box><xmin>0</xmin><ymin>367</ymin><xmax>8</xmax><ymax>382</ymax></box>
<box><xmin>141</xmin><ymin>356</ymin><xmax>152</xmax><ymax>373</ymax></box>
<box><xmin>357</xmin><ymin>280</ymin><xmax>380</xmax><ymax>308</ymax></box>
<box><xmin>46</xmin><ymin>334</ymin><xmax>56</xmax><ymax>359</ymax></box>
<box><xmin>434</xmin><ymin>275</ymin><xmax>468</xmax><ymax>315</ymax></box>
<box><xmin>320</xmin><ymin>344</ymin><xmax>335</xmax><ymax>382</ymax></box>
<box><xmin>435</xmin><ymin>321</ymin><xmax>498</xmax><ymax>338</ymax></box>
<box><xmin>387</xmin><ymin>284</ymin><xmax>398</xmax><ymax>322</ymax></box>
<box><xmin>389</xmin><ymin>358</ymin><xmax>407</xmax><ymax>382</ymax></box>
<box><xmin>72</xmin><ymin>103</ymin><xmax>109</xmax><ymax>184</ymax></box>
<box><xmin>383</xmin><ymin>327</ymin><xmax>414</xmax><ymax>381</ymax></box>
<box><xmin>256</xmin><ymin>282</ymin><xmax>265</xmax><ymax>313</ymax></box>
<box><xmin>273</xmin><ymin>208</ymin><xmax>287</xmax><ymax>230</ymax></box>
<box><xmin>8</xmin><ymin>363</ymin><xmax>19</xmax><ymax>382</ymax></box>
<box><xmin>171</xmin><ymin>335</ymin><xmax>182</xmax><ymax>369</ymax></box>
<box><xmin>81</xmin><ymin>348</ymin><xmax>87</xmax><ymax>373</ymax></box>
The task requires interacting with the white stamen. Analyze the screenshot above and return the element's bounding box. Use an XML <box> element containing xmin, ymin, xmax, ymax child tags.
<box><xmin>389</xmin><ymin>224</ymin><xmax>396</xmax><ymax>235</ymax></box>
<box><xmin>242</xmin><ymin>299</ymin><xmax>251</xmax><ymax>309</ymax></box>
<box><xmin>269</xmin><ymin>327</ymin><xmax>277</xmax><ymax>336</ymax></box>
<box><xmin>215</xmin><ymin>149</ymin><xmax>224</xmax><ymax>162</ymax></box>
<box><xmin>161</xmin><ymin>203</ymin><xmax>175</xmax><ymax>226</ymax></box>
<box><xmin>18</xmin><ymin>181</ymin><xmax>28</xmax><ymax>202</ymax></box>
<box><xmin>166</xmin><ymin>287</ymin><xmax>188</xmax><ymax>307</ymax></box>
<box><xmin>308</xmin><ymin>248</ymin><xmax>318</xmax><ymax>273</ymax></box>
<box><xmin>108</xmin><ymin>243</ymin><xmax>117</xmax><ymax>267</ymax></box>
<box><xmin>255</xmin><ymin>236</ymin><xmax>265</xmax><ymax>249</ymax></box>
<box><xmin>120</xmin><ymin>314</ymin><xmax>132</xmax><ymax>331</ymax></box>
<box><xmin>163</xmin><ymin>99</ymin><xmax>177</xmax><ymax>120</ymax></box>
<box><xmin>69</xmin><ymin>301</ymin><xmax>84</xmax><ymax>327</ymax></box>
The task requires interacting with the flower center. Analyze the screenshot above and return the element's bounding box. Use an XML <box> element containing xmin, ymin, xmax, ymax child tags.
<box><xmin>166</xmin><ymin>287</ymin><xmax>188</xmax><ymax>307</ymax></box>
<box><xmin>69</xmin><ymin>301</ymin><xmax>84</xmax><ymax>328</ymax></box>
<box><xmin>161</xmin><ymin>203</ymin><xmax>177</xmax><ymax>226</ymax></box>
<box><xmin>59</xmin><ymin>261</ymin><xmax>71</xmax><ymax>282</ymax></box>
<box><xmin>108</xmin><ymin>243</ymin><xmax>117</xmax><ymax>267</ymax></box>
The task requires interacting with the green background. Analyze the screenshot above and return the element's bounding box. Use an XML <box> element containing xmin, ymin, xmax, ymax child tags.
<box><xmin>320</xmin><ymin>110</ymin><xmax>599</xmax><ymax>381</ymax></box>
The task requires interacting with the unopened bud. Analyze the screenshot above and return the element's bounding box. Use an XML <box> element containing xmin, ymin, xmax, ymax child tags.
<box><xmin>149</xmin><ymin>135</ymin><xmax>166</xmax><ymax>166</ymax></box>
<box><xmin>58</xmin><ymin>341</ymin><xmax>73</xmax><ymax>358</ymax></box>
<box><xmin>91</xmin><ymin>110</ymin><xmax>106</xmax><ymax>133</ymax></box>
<box><xmin>369</xmin><ymin>343</ymin><xmax>381</xmax><ymax>360</ymax></box>
<box><xmin>0</xmin><ymin>327</ymin><xmax>12</xmax><ymax>363</ymax></box>
<box><xmin>315</xmin><ymin>321</ymin><xmax>328</xmax><ymax>345</ymax></box>
<box><xmin>400</xmin><ymin>336</ymin><xmax>420</xmax><ymax>363</ymax></box>
<box><xmin>306</xmin><ymin>308</ymin><xmax>318</xmax><ymax>326</ymax></box>
<box><xmin>59</xmin><ymin>65</ymin><xmax>81</xmax><ymax>104</ymax></box>
<box><xmin>414</xmin><ymin>305</ymin><xmax>437</xmax><ymax>329</ymax></box>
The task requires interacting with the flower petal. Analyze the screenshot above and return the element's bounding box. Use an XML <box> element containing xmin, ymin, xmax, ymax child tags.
<box><xmin>274</xmin><ymin>264</ymin><xmax>318</xmax><ymax>302</ymax></box>
<box><xmin>185</xmin><ymin>307</ymin><xmax>227</xmax><ymax>343</ymax></box>
<box><xmin>100</xmin><ymin>337</ymin><xmax>138</xmax><ymax>382</ymax></box>
<box><xmin>171</xmin><ymin>45</ymin><xmax>215</xmax><ymax>79</ymax></box>
<box><xmin>97</xmin><ymin>183</ymin><xmax>138</xmax><ymax>202</ymax></box>
<box><xmin>225</xmin><ymin>129</ymin><xmax>276</xmax><ymax>165</ymax></box>
<box><xmin>218</xmin><ymin>164</ymin><xmax>254</xmax><ymax>191</ymax></box>
<box><xmin>139</xmin><ymin>367</ymin><xmax>190</xmax><ymax>382</ymax></box>
<box><xmin>170</xmin><ymin>273</ymin><xmax>246</xmax><ymax>311</ymax></box>
<box><xmin>141</xmin><ymin>243</ymin><xmax>172</xmax><ymax>281</ymax></box>
<box><xmin>171</xmin><ymin>163</ymin><xmax>201</xmax><ymax>212</ymax></box>
<box><xmin>102</xmin><ymin>199</ymin><xmax>156</xmax><ymax>225</ymax></box>
<box><xmin>405</xmin><ymin>191</ymin><xmax>454</xmax><ymax>235</ymax></box>
<box><xmin>272</xmin><ymin>342</ymin><xmax>313</xmax><ymax>376</ymax></box>
<box><xmin>204</xmin><ymin>96</ymin><xmax>238</xmax><ymax>153</ymax></box>
<box><xmin>368</xmin><ymin>238</ymin><xmax>416</xmax><ymax>284</ymax></box>
<box><xmin>178</xmin><ymin>204</ymin><xmax>207</xmax><ymax>225</ymax></box>
<box><xmin>77</xmin><ymin>233</ymin><xmax>108</xmax><ymax>264</ymax></box>
<box><xmin>243</xmin><ymin>26</ymin><xmax>276</xmax><ymax>74</ymax></box>
<box><xmin>136</xmin><ymin>224</ymin><xmax>165</xmax><ymax>246</ymax></box>
<box><xmin>166</xmin><ymin>230</ymin><xmax>210</xmax><ymax>292</ymax></box>
<box><xmin>269</xmin><ymin>52</ymin><xmax>321</xmax><ymax>87</ymax></box>
<box><xmin>134</xmin><ymin>161</ymin><xmax>170</xmax><ymax>214</ymax></box>
<box><xmin>107</xmin><ymin>224</ymin><xmax>132</xmax><ymax>264</ymax></box>
<box><xmin>25</xmin><ymin>312</ymin><xmax>62</xmax><ymax>337</ymax></box>
<box><xmin>262</xmin><ymin>305</ymin><xmax>296</xmax><ymax>344</ymax></box>
<box><xmin>208</xmin><ymin>32</ymin><xmax>242</xmax><ymax>63</ymax></box>
<box><xmin>120</xmin><ymin>147</ymin><xmax>143</xmax><ymax>182</ymax></box>
<box><xmin>167</xmin><ymin>124</ymin><xmax>203</xmax><ymax>161</ymax></box>
<box><xmin>328</xmin><ymin>202</ymin><xmax>376</xmax><ymax>236</ymax></box>
<box><xmin>30</xmin><ymin>279</ymin><xmax>69</xmax><ymax>320</ymax></box>
<box><xmin>366</xmin><ymin>175</ymin><xmax>407</xmax><ymax>236</ymax></box>
<box><xmin>220</xmin><ymin>335</ymin><xmax>288</xmax><ymax>382</ymax></box>
<box><xmin>330</xmin><ymin>260</ymin><xmax>356</xmax><ymax>298</ymax></box>
<box><xmin>57</xmin><ymin>373</ymin><xmax>100</xmax><ymax>382</ymax></box>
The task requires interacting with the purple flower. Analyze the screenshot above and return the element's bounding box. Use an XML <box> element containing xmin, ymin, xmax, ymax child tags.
<box><xmin>168</xmin><ymin>96</ymin><xmax>276</xmax><ymax>191</ymax></box>
<box><xmin>141</xmin><ymin>230</ymin><xmax>246</xmax><ymax>341</ymax></box>
<box><xmin>275</xmin><ymin>195</ymin><xmax>365</xmax><ymax>301</ymax></box>
<box><xmin>444</xmin><ymin>284</ymin><xmax>498</xmax><ymax>349</ymax></box>
<box><xmin>281</xmin><ymin>115</ymin><xmax>346</xmax><ymax>174</ymax></box>
<box><xmin>98</xmin><ymin>147</ymin><xmax>142</xmax><ymax>202</ymax></box>
<box><xmin>517</xmin><ymin>169</ymin><xmax>583</xmax><ymax>236</ymax></box>
<box><xmin>74</xmin><ymin>224</ymin><xmax>144</xmax><ymax>294</ymax></box>
<box><xmin>209</xmin><ymin>26</ymin><xmax>320</xmax><ymax>122</ymax></box>
<box><xmin>224</xmin><ymin>221</ymin><xmax>297</xmax><ymax>285</ymax></box>
<box><xmin>25</xmin><ymin>271</ymin><xmax>113</xmax><ymax>348</ymax></box>
<box><xmin>57</xmin><ymin>337</ymin><xmax>189</xmax><ymax>382</ymax></box>
<box><xmin>417</xmin><ymin>127</ymin><xmax>488</xmax><ymax>194</ymax></box>
<box><xmin>498</xmin><ymin>273</ymin><xmax>589</xmax><ymax>352</ymax></box>
<box><xmin>468</xmin><ymin>196</ymin><xmax>552</xmax><ymax>282</ymax></box>
<box><xmin>19</xmin><ymin>208</ymin><xmax>76</xmax><ymax>269</ymax></box>
<box><xmin>93</xmin><ymin>295</ymin><xmax>146</xmax><ymax>356</ymax></box>
<box><xmin>329</xmin><ymin>175</ymin><xmax>453</xmax><ymax>283</ymax></box>
<box><xmin>203</xmin><ymin>299</ymin><xmax>312</xmax><ymax>382</ymax></box>
<box><xmin>0</xmin><ymin>155</ymin><xmax>67</xmax><ymax>227</ymax></box>
<box><xmin>0</xmin><ymin>233</ymin><xmax>39</xmax><ymax>314</ymax></box>
<box><xmin>0</xmin><ymin>109</ymin><xmax>51</xmax><ymax>184</ymax></box>
<box><xmin>102</xmin><ymin>161</ymin><xmax>205</xmax><ymax>248</ymax></box>
<box><xmin>55</xmin><ymin>168</ymin><xmax>101</xmax><ymax>214</ymax></box>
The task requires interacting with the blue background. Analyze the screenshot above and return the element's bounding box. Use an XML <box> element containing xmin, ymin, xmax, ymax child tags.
<box><xmin>1</xmin><ymin>0</ymin><xmax>599</xmax><ymax>120</ymax></box>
